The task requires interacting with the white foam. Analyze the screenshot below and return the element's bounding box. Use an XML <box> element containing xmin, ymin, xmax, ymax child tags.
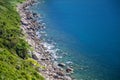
<box><xmin>40</xmin><ymin>31</ymin><xmax>46</xmax><ymax>34</ymax></box>
<box><xmin>42</xmin><ymin>42</ymin><xmax>55</xmax><ymax>50</ymax></box>
<box><xmin>36</xmin><ymin>31</ymin><xmax>41</xmax><ymax>38</ymax></box>
<box><xmin>41</xmin><ymin>42</ymin><xmax>62</xmax><ymax>60</ymax></box>
<box><xmin>66</xmin><ymin>61</ymin><xmax>73</xmax><ymax>64</ymax></box>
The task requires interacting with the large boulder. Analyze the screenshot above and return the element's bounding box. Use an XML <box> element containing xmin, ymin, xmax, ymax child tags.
<box><xmin>32</xmin><ymin>54</ymin><xmax>38</xmax><ymax>60</ymax></box>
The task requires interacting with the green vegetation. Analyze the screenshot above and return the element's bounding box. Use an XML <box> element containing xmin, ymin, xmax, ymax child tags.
<box><xmin>0</xmin><ymin>0</ymin><xmax>45</xmax><ymax>80</ymax></box>
<box><xmin>0</xmin><ymin>48</ymin><xmax>44</xmax><ymax>80</ymax></box>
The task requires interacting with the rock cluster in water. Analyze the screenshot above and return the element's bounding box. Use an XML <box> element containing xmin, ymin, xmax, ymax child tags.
<box><xmin>17</xmin><ymin>0</ymin><xmax>74</xmax><ymax>80</ymax></box>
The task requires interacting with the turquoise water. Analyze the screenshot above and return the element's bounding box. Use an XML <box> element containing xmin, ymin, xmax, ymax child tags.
<box><xmin>31</xmin><ymin>0</ymin><xmax>120</xmax><ymax>80</ymax></box>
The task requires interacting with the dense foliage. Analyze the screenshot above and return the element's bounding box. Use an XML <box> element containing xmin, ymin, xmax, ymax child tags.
<box><xmin>0</xmin><ymin>0</ymin><xmax>44</xmax><ymax>80</ymax></box>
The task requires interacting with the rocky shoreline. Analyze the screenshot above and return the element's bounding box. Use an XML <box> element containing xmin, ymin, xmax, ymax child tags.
<box><xmin>17</xmin><ymin>0</ymin><xmax>73</xmax><ymax>80</ymax></box>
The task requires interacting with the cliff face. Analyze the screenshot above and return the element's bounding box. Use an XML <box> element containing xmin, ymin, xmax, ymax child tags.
<box><xmin>0</xmin><ymin>0</ymin><xmax>44</xmax><ymax>80</ymax></box>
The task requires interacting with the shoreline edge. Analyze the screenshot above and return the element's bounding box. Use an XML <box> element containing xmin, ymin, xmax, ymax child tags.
<box><xmin>17</xmin><ymin>0</ymin><xmax>73</xmax><ymax>80</ymax></box>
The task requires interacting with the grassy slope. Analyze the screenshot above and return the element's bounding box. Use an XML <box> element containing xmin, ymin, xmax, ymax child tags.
<box><xmin>0</xmin><ymin>0</ymin><xmax>44</xmax><ymax>80</ymax></box>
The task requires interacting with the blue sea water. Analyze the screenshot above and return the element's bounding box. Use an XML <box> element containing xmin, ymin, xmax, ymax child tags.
<box><xmin>31</xmin><ymin>0</ymin><xmax>120</xmax><ymax>80</ymax></box>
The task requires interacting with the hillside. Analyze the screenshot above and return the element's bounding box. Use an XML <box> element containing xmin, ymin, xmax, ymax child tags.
<box><xmin>0</xmin><ymin>0</ymin><xmax>44</xmax><ymax>80</ymax></box>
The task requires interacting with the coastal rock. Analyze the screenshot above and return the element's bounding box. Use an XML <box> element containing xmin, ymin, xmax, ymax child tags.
<box><xmin>40</xmin><ymin>57</ymin><xmax>49</xmax><ymax>61</ymax></box>
<box><xmin>66</xmin><ymin>67</ymin><xmax>73</xmax><ymax>73</ymax></box>
<box><xmin>45</xmin><ymin>58</ymin><xmax>49</xmax><ymax>60</ymax></box>
<box><xmin>56</xmin><ymin>71</ymin><xmax>65</xmax><ymax>76</ymax></box>
<box><xmin>41</xmin><ymin>58</ymin><xmax>46</xmax><ymax>61</ymax></box>
<box><xmin>64</xmin><ymin>76</ymin><xmax>72</xmax><ymax>80</ymax></box>
<box><xmin>32</xmin><ymin>54</ymin><xmax>38</xmax><ymax>60</ymax></box>
<box><xmin>58</xmin><ymin>63</ymin><xmax>66</xmax><ymax>67</ymax></box>
<box><xmin>53</xmin><ymin>75</ymin><xmax>59</xmax><ymax>79</ymax></box>
<box><xmin>53</xmin><ymin>75</ymin><xmax>64</xmax><ymax>79</ymax></box>
<box><xmin>36</xmin><ymin>67</ymin><xmax>43</xmax><ymax>72</ymax></box>
<box><xmin>33</xmin><ymin>12</ymin><xmax>38</xmax><ymax>18</ymax></box>
<box><xmin>21</xmin><ymin>20</ymin><xmax>28</xmax><ymax>26</ymax></box>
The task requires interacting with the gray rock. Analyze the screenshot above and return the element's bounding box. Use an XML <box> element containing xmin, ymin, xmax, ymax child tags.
<box><xmin>66</xmin><ymin>67</ymin><xmax>73</xmax><ymax>73</ymax></box>
<box><xmin>64</xmin><ymin>76</ymin><xmax>72</xmax><ymax>80</ymax></box>
<box><xmin>32</xmin><ymin>54</ymin><xmax>38</xmax><ymax>60</ymax></box>
<box><xmin>58</xmin><ymin>63</ymin><xmax>66</xmax><ymax>67</ymax></box>
<box><xmin>53</xmin><ymin>74</ymin><xmax>64</xmax><ymax>79</ymax></box>
<box><xmin>41</xmin><ymin>58</ymin><xmax>46</xmax><ymax>61</ymax></box>
<box><xmin>56</xmin><ymin>71</ymin><xmax>65</xmax><ymax>76</ymax></box>
<box><xmin>36</xmin><ymin>67</ymin><xmax>42</xmax><ymax>72</ymax></box>
<box><xmin>33</xmin><ymin>12</ymin><xmax>38</xmax><ymax>18</ymax></box>
<box><xmin>53</xmin><ymin>75</ymin><xmax>59</xmax><ymax>79</ymax></box>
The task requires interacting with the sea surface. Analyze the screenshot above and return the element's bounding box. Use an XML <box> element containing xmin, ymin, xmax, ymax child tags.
<box><xmin>30</xmin><ymin>0</ymin><xmax>120</xmax><ymax>80</ymax></box>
